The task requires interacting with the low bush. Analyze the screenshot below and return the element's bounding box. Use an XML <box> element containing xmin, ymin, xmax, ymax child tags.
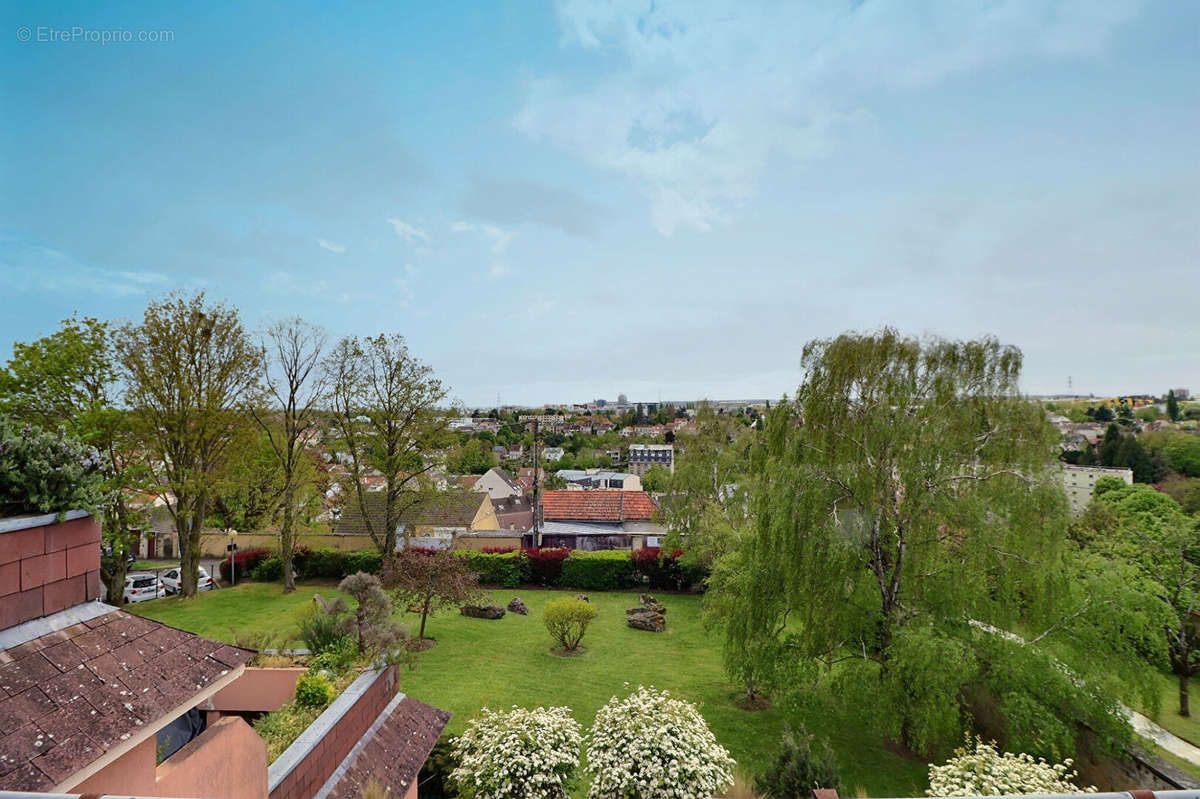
<box><xmin>544</xmin><ymin>596</ymin><xmax>598</xmax><ymax>651</ymax></box>
<box><xmin>252</xmin><ymin>555</ymin><xmax>283</xmax><ymax>582</ymax></box>
<box><xmin>298</xmin><ymin>547</ymin><xmax>384</xmax><ymax>580</ymax></box>
<box><xmin>631</xmin><ymin>548</ymin><xmax>709</xmax><ymax>591</ymax></box>
<box><xmin>294</xmin><ymin>672</ymin><xmax>335</xmax><ymax>708</ymax></box>
<box><xmin>524</xmin><ymin>547</ymin><xmax>571</xmax><ymax>586</ymax></box>
<box><xmin>560</xmin><ymin>550</ymin><xmax>637</xmax><ymax>591</ymax></box>
<box><xmin>306</xmin><ymin>638</ymin><xmax>358</xmax><ymax>676</ymax></box>
<box><xmin>297</xmin><ymin>603</ymin><xmax>349</xmax><ymax>654</ymax></box>
<box><xmin>755</xmin><ymin>725</ymin><xmax>843</xmax><ymax>798</ymax></box>
<box><xmin>220</xmin><ymin>548</ymin><xmax>272</xmax><ymax>582</ymax></box>
<box><xmin>455</xmin><ymin>550</ymin><xmax>524</xmax><ymax>587</ymax></box>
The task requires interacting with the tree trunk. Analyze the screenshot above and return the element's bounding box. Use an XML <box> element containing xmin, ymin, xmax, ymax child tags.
<box><xmin>178</xmin><ymin>502</ymin><xmax>198</xmax><ymax>598</ymax></box>
<box><xmin>420</xmin><ymin>594</ymin><xmax>432</xmax><ymax>639</ymax></box>
<box><xmin>281</xmin><ymin>481</ymin><xmax>296</xmax><ymax>593</ymax></box>
<box><xmin>1181</xmin><ymin>672</ymin><xmax>1190</xmax><ymax>718</ymax></box>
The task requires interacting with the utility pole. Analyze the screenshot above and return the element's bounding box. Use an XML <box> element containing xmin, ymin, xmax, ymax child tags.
<box><xmin>530</xmin><ymin>419</ymin><xmax>541</xmax><ymax>548</ymax></box>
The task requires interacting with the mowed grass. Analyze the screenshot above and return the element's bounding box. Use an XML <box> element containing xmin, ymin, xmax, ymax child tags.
<box><xmin>1137</xmin><ymin>670</ymin><xmax>1200</xmax><ymax>748</ymax></box>
<box><xmin>129</xmin><ymin>582</ymin><xmax>928</xmax><ymax>796</ymax></box>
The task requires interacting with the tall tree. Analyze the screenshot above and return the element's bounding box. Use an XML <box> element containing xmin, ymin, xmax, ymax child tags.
<box><xmin>716</xmin><ymin>330</ymin><xmax>1152</xmax><ymax>757</ymax></box>
<box><xmin>254</xmin><ymin>318</ymin><xmax>329</xmax><ymax>591</ymax></box>
<box><xmin>324</xmin><ymin>334</ymin><xmax>450</xmax><ymax>554</ymax></box>
<box><xmin>1090</xmin><ymin>481</ymin><xmax>1200</xmax><ymax>716</ymax></box>
<box><xmin>116</xmin><ymin>293</ymin><xmax>262</xmax><ymax>597</ymax></box>
<box><xmin>0</xmin><ymin>317</ymin><xmax>147</xmax><ymax>603</ymax></box>
<box><xmin>1167</xmin><ymin>389</ymin><xmax>1181</xmax><ymax>422</ymax></box>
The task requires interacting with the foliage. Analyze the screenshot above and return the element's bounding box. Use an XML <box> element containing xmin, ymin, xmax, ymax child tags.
<box><xmin>631</xmin><ymin>547</ymin><xmax>708</xmax><ymax>591</ymax></box>
<box><xmin>1162</xmin><ymin>433</ymin><xmax>1200</xmax><ymax>477</ymax></box>
<box><xmin>254</xmin><ymin>669</ymin><xmax>355</xmax><ymax>762</ymax></box>
<box><xmin>117</xmin><ymin>292</ymin><xmax>263</xmax><ymax>596</ymax></box>
<box><xmin>585</xmin><ymin>685</ymin><xmax>735</xmax><ymax>799</ymax></box>
<box><xmin>755</xmin><ymin>725</ymin><xmax>842</xmax><ymax>798</ymax></box>
<box><xmin>1160</xmin><ymin>474</ymin><xmax>1200</xmax><ymax>515</ymax></box>
<box><xmin>382</xmin><ymin>548</ymin><xmax>483</xmax><ymax>639</ymax></box>
<box><xmin>926</xmin><ymin>735</ymin><xmax>1093</xmax><ymax>796</ymax></box>
<box><xmin>219</xmin><ymin>547</ymin><xmax>272</xmax><ymax>582</ymax></box>
<box><xmin>448</xmin><ymin>438</ymin><xmax>498</xmax><ymax>475</ymax></box>
<box><xmin>294</xmin><ymin>672</ymin><xmax>336</xmax><ymax>708</ymax></box>
<box><xmin>306</xmin><ymin>639</ymin><xmax>358</xmax><ymax>676</ymax></box>
<box><xmin>297</xmin><ymin>547</ymin><xmax>383</xmax><ymax>579</ymax></box>
<box><xmin>323</xmin><ymin>333</ymin><xmax>450</xmax><ymax>554</ymax></box>
<box><xmin>1168</xmin><ymin>390</ymin><xmax>1181</xmax><ymax>422</ymax></box>
<box><xmin>524</xmin><ymin>547</ymin><xmax>570</xmax><ymax>586</ymax></box>
<box><xmin>712</xmin><ymin>330</ymin><xmax>1152</xmax><ymax>757</ymax></box>
<box><xmin>450</xmin><ymin>705</ymin><xmax>582</xmax><ymax>799</ymax></box>
<box><xmin>560</xmin><ymin>550</ymin><xmax>637</xmax><ymax>591</ymax></box>
<box><xmin>456</xmin><ymin>550</ymin><xmax>525</xmax><ymax>587</ymax></box>
<box><xmin>0</xmin><ymin>416</ymin><xmax>104</xmax><ymax>516</ymax></box>
<box><xmin>334</xmin><ymin>571</ymin><xmax>408</xmax><ymax>655</ymax></box>
<box><xmin>543</xmin><ymin>597</ymin><xmax>598</xmax><ymax>652</ymax></box>
<box><xmin>1088</xmin><ymin>483</ymin><xmax>1200</xmax><ymax>715</ymax></box>
<box><xmin>297</xmin><ymin>600</ymin><xmax>351</xmax><ymax>654</ymax></box>
<box><xmin>209</xmin><ymin>427</ymin><xmax>286</xmax><ymax>532</ymax></box>
<box><xmin>640</xmin><ymin>464</ymin><xmax>672</xmax><ymax>493</ymax></box>
<box><xmin>252</xmin><ymin>555</ymin><xmax>284</xmax><ymax>581</ymax></box>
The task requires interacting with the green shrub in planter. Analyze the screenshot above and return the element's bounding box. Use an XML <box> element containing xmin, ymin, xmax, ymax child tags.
<box><xmin>294</xmin><ymin>672</ymin><xmax>335</xmax><ymax>708</ymax></box>
<box><xmin>560</xmin><ymin>550</ymin><xmax>637</xmax><ymax>591</ymax></box>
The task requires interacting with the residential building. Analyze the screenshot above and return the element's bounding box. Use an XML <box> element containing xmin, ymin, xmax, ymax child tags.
<box><xmin>555</xmin><ymin>469</ymin><xmax>642</xmax><ymax>492</ymax></box>
<box><xmin>627</xmin><ymin>443</ymin><xmax>674</xmax><ymax>476</ymax></box>
<box><xmin>490</xmin><ymin>494</ymin><xmax>534</xmax><ymax>534</ymax></box>
<box><xmin>330</xmin><ymin>491</ymin><xmax>499</xmax><ymax>549</ymax></box>
<box><xmin>541</xmin><ymin>446</ymin><xmax>565</xmax><ymax>462</ymax></box>
<box><xmin>537</xmin><ymin>490</ymin><xmax>663</xmax><ymax>550</ymax></box>
<box><xmin>471</xmin><ymin>467</ymin><xmax>523</xmax><ymax>500</ymax></box>
<box><xmin>1060</xmin><ymin>464</ymin><xmax>1133</xmax><ymax>515</ymax></box>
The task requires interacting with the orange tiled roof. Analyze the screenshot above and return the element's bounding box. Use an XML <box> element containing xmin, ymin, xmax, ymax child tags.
<box><xmin>539</xmin><ymin>490</ymin><xmax>657</xmax><ymax>521</ymax></box>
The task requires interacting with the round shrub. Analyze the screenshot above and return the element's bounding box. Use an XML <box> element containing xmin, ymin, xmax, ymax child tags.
<box><xmin>451</xmin><ymin>706</ymin><xmax>581</xmax><ymax>799</ymax></box>
<box><xmin>543</xmin><ymin>597</ymin><xmax>598</xmax><ymax>652</ymax></box>
<box><xmin>252</xmin><ymin>555</ymin><xmax>283</xmax><ymax>582</ymax></box>
<box><xmin>0</xmin><ymin>417</ymin><xmax>103</xmax><ymax>517</ymax></box>
<box><xmin>219</xmin><ymin>547</ymin><xmax>272</xmax><ymax>582</ymax></box>
<box><xmin>294</xmin><ymin>672</ymin><xmax>335</xmax><ymax>708</ymax></box>
<box><xmin>586</xmin><ymin>685</ymin><xmax>735</xmax><ymax>799</ymax></box>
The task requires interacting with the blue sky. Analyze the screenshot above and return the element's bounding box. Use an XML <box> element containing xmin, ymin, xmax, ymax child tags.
<box><xmin>2</xmin><ymin>1</ymin><xmax>1197</xmax><ymax>407</ymax></box>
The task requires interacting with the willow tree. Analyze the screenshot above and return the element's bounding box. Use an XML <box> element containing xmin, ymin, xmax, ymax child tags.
<box><xmin>117</xmin><ymin>293</ymin><xmax>262</xmax><ymax>597</ymax></box>
<box><xmin>720</xmin><ymin>330</ymin><xmax>1154</xmax><ymax>758</ymax></box>
<box><xmin>323</xmin><ymin>334</ymin><xmax>450</xmax><ymax>554</ymax></box>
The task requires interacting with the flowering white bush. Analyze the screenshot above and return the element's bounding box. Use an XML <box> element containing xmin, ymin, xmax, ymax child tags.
<box><xmin>451</xmin><ymin>705</ymin><xmax>582</xmax><ymax>799</ymax></box>
<box><xmin>927</xmin><ymin>735</ymin><xmax>1095</xmax><ymax>797</ymax></box>
<box><xmin>586</xmin><ymin>685</ymin><xmax>736</xmax><ymax>799</ymax></box>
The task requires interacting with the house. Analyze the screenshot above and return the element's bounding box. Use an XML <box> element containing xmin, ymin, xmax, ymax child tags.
<box><xmin>537</xmin><ymin>490</ymin><xmax>664</xmax><ymax>551</ymax></box>
<box><xmin>472</xmin><ymin>467</ymin><xmax>523</xmax><ymax>500</ymax></box>
<box><xmin>517</xmin><ymin>466</ymin><xmax>541</xmax><ymax>493</ymax></box>
<box><xmin>330</xmin><ymin>491</ymin><xmax>499</xmax><ymax>549</ymax></box>
<box><xmin>541</xmin><ymin>446</ymin><xmax>565</xmax><ymax>462</ymax></box>
<box><xmin>627</xmin><ymin>443</ymin><xmax>674</xmax><ymax>476</ymax></box>
<box><xmin>555</xmin><ymin>469</ymin><xmax>642</xmax><ymax>492</ymax></box>
<box><xmin>503</xmin><ymin>444</ymin><xmax>525</xmax><ymax>461</ymax></box>
<box><xmin>490</xmin><ymin>494</ymin><xmax>535</xmax><ymax>533</ymax></box>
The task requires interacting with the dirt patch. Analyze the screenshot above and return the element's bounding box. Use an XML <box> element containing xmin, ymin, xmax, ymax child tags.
<box><xmin>408</xmin><ymin>638</ymin><xmax>438</xmax><ymax>652</ymax></box>
<box><xmin>548</xmin><ymin>646</ymin><xmax>588</xmax><ymax>658</ymax></box>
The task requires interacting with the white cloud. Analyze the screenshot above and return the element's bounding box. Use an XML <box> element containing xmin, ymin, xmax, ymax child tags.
<box><xmin>518</xmin><ymin>0</ymin><xmax>1141</xmax><ymax>235</ymax></box>
<box><xmin>265</xmin><ymin>270</ymin><xmax>349</xmax><ymax>302</ymax></box>
<box><xmin>317</xmin><ymin>237</ymin><xmax>346</xmax><ymax>253</ymax></box>
<box><xmin>0</xmin><ymin>240</ymin><xmax>170</xmax><ymax>297</ymax></box>
<box><xmin>488</xmin><ymin>262</ymin><xmax>510</xmax><ymax>280</ymax></box>
<box><xmin>451</xmin><ymin>220</ymin><xmax>516</xmax><ymax>254</ymax></box>
<box><xmin>393</xmin><ymin>276</ymin><xmax>414</xmax><ymax>307</ymax></box>
<box><xmin>387</xmin><ymin>218</ymin><xmax>432</xmax><ymax>245</ymax></box>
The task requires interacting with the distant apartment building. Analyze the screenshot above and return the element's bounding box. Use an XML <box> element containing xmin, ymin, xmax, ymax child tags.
<box><xmin>1060</xmin><ymin>464</ymin><xmax>1133</xmax><ymax>515</ymax></box>
<box><xmin>627</xmin><ymin>443</ymin><xmax>674</xmax><ymax>476</ymax></box>
<box><xmin>556</xmin><ymin>469</ymin><xmax>642</xmax><ymax>492</ymax></box>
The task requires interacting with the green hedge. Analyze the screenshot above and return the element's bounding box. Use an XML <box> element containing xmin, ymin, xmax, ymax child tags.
<box><xmin>454</xmin><ymin>550</ymin><xmax>524</xmax><ymax>588</ymax></box>
<box><xmin>559</xmin><ymin>550</ymin><xmax>638</xmax><ymax>591</ymax></box>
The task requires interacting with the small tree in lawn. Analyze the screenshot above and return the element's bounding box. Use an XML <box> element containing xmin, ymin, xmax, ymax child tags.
<box><xmin>381</xmin><ymin>548</ymin><xmax>483</xmax><ymax>641</ymax></box>
<box><xmin>451</xmin><ymin>705</ymin><xmax>582</xmax><ymax>799</ymax></box>
<box><xmin>543</xmin><ymin>597</ymin><xmax>597</xmax><ymax>653</ymax></box>
<box><xmin>330</xmin><ymin>572</ymin><xmax>407</xmax><ymax>656</ymax></box>
<box><xmin>755</xmin><ymin>725</ymin><xmax>842</xmax><ymax>799</ymax></box>
<box><xmin>927</xmin><ymin>735</ymin><xmax>1093</xmax><ymax>796</ymax></box>
<box><xmin>586</xmin><ymin>685</ymin><xmax>735</xmax><ymax>799</ymax></box>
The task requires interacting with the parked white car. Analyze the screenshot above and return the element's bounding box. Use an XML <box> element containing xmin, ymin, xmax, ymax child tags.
<box><xmin>123</xmin><ymin>573</ymin><xmax>165</xmax><ymax>603</ymax></box>
<box><xmin>160</xmin><ymin>566</ymin><xmax>214</xmax><ymax>595</ymax></box>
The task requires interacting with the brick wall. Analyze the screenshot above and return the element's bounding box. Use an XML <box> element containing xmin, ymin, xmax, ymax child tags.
<box><xmin>0</xmin><ymin>513</ymin><xmax>101</xmax><ymax>630</ymax></box>
<box><xmin>268</xmin><ymin>664</ymin><xmax>398</xmax><ymax>799</ymax></box>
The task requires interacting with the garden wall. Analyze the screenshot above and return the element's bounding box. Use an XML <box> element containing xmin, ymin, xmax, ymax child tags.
<box><xmin>0</xmin><ymin>510</ymin><xmax>101</xmax><ymax>630</ymax></box>
<box><xmin>267</xmin><ymin>663</ymin><xmax>398</xmax><ymax>799</ymax></box>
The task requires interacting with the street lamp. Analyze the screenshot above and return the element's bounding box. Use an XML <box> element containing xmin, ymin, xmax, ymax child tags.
<box><xmin>227</xmin><ymin>529</ymin><xmax>238</xmax><ymax>586</ymax></box>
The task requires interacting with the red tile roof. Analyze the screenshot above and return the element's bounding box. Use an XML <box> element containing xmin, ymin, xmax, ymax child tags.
<box><xmin>540</xmin><ymin>490</ymin><xmax>657</xmax><ymax>522</ymax></box>
<box><xmin>325</xmin><ymin>695</ymin><xmax>450</xmax><ymax>799</ymax></box>
<box><xmin>0</xmin><ymin>611</ymin><xmax>252</xmax><ymax>791</ymax></box>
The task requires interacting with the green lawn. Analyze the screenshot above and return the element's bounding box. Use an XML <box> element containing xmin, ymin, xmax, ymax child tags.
<box><xmin>1137</xmin><ymin>670</ymin><xmax>1200</xmax><ymax>748</ymax></box>
<box><xmin>130</xmin><ymin>583</ymin><xmax>928</xmax><ymax>796</ymax></box>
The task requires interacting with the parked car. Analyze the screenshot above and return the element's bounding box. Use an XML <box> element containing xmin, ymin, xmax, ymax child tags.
<box><xmin>123</xmin><ymin>573</ymin><xmax>165</xmax><ymax>603</ymax></box>
<box><xmin>160</xmin><ymin>566</ymin><xmax>214</xmax><ymax>595</ymax></box>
